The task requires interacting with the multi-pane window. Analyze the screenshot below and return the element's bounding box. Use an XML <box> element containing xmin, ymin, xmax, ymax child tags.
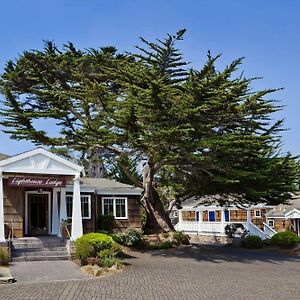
<box><xmin>268</xmin><ymin>220</ymin><xmax>274</xmax><ymax>228</ymax></box>
<box><xmin>103</xmin><ymin>198</ymin><xmax>114</xmax><ymax>216</ymax></box>
<box><xmin>66</xmin><ymin>195</ymin><xmax>91</xmax><ymax>219</ymax></box>
<box><xmin>255</xmin><ymin>210</ymin><xmax>261</xmax><ymax>217</ymax></box>
<box><xmin>102</xmin><ymin>197</ymin><xmax>127</xmax><ymax>219</ymax></box>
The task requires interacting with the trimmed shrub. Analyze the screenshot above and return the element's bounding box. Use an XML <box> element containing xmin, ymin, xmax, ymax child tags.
<box><xmin>150</xmin><ymin>241</ymin><xmax>173</xmax><ymax>250</ymax></box>
<box><xmin>0</xmin><ymin>248</ymin><xmax>8</xmax><ymax>265</ymax></box>
<box><xmin>75</xmin><ymin>240</ymin><xmax>95</xmax><ymax>264</ymax></box>
<box><xmin>243</xmin><ymin>235</ymin><xmax>263</xmax><ymax>249</ymax></box>
<box><xmin>271</xmin><ymin>231</ymin><xmax>300</xmax><ymax>248</ymax></box>
<box><xmin>75</xmin><ymin>233</ymin><xmax>114</xmax><ymax>264</ymax></box>
<box><xmin>173</xmin><ymin>231</ymin><xmax>190</xmax><ymax>245</ymax></box>
<box><xmin>98</xmin><ymin>248</ymin><xmax>114</xmax><ymax>259</ymax></box>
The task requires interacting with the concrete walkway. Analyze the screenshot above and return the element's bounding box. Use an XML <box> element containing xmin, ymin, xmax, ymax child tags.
<box><xmin>10</xmin><ymin>260</ymin><xmax>86</xmax><ymax>283</ymax></box>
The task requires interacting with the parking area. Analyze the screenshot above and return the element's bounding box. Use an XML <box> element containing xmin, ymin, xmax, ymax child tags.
<box><xmin>1</xmin><ymin>244</ymin><xmax>300</xmax><ymax>299</ymax></box>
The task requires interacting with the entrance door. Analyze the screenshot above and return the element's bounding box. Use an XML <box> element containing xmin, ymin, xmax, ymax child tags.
<box><xmin>28</xmin><ymin>194</ymin><xmax>49</xmax><ymax>235</ymax></box>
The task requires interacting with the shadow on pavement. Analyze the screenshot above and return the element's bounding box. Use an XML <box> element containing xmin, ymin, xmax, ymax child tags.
<box><xmin>147</xmin><ymin>243</ymin><xmax>300</xmax><ymax>264</ymax></box>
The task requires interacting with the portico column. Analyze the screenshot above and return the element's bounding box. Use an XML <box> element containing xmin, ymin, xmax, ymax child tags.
<box><xmin>60</xmin><ymin>188</ymin><xmax>67</xmax><ymax>221</ymax></box>
<box><xmin>51</xmin><ymin>188</ymin><xmax>59</xmax><ymax>236</ymax></box>
<box><xmin>246</xmin><ymin>207</ymin><xmax>251</xmax><ymax>228</ymax></box>
<box><xmin>220</xmin><ymin>208</ymin><xmax>225</xmax><ymax>234</ymax></box>
<box><xmin>197</xmin><ymin>210</ymin><xmax>203</xmax><ymax>234</ymax></box>
<box><xmin>178</xmin><ymin>210</ymin><xmax>183</xmax><ymax>231</ymax></box>
<box><xmin>0</xmin><ymin>171</ymin><xmax>5</xmax><ymax>242</ymax></box>
<box><xmin>59</xmin><ymin>188</ymin><xmax>67</xmax><ymax>238</ymax></box>
<box><xmin>71</xmin><ymin>174</ymin><xmax>83</xmax><ymax>240</ymax></box>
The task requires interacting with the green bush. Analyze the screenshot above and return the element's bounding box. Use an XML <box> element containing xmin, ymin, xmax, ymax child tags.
<box><xmin>97</xmin><ymin>214</ymin><xmax>116</xmax><ymax>233</ymax></box>
<box><xmin>100</xmin><ymin>256</ymin><xmax>122</xmax><ymax>268</ymax></box>
<box><xmin>0</xmin><ymin>248</ymin><xmax>8</xmax><ymax>265</ymax></box>
<box><xmin>115</xmin><ymin>229</ymin><xmax>143</xmax><ymax>246</ymax></box>
<box><xmin>98</xmin><ymin>248</ymin><xmax>114</xmax><ymax>259</ymax></box>
<box><xmin>173</xmin><ymin>231</ymin><xmax>190</xmax><ymax>245</ymax></box>
<box><xmin>75</xmin><ymin>233</ymin><xmax>114</xmax><ymax>263</ymax></box>
<box><xmin>243</xmin><ymin>235</ymin><xmax>263</xmax><ymax>249</ymax></box>
<box><xmin>150</xmin><ymin>241</ymin><xmax>173</xmax><ymax>250</ymax></box>
<box><xmin>271</xmin><ymin>231</ymin><xmax>300</xmax><ymax>248</ymax></box>
<box><xmin>75</xmin><ymin>240</ymin><xmax>95</xmax><ymax>263</ymax></box>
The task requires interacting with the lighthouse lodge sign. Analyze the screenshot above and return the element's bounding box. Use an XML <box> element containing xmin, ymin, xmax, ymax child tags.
<box><xmin>8</xmin><ymin>176</ymin><xmax>66</xmax><ymax>188</ymax></box>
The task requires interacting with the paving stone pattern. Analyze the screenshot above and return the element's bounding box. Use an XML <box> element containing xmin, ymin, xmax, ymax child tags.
<box><xmin>1</xmin><ymin>245</ymin><xmax>300</xmax><ymax>300</ymax></box>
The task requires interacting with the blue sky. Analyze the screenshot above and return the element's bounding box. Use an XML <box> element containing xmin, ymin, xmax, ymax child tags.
<box><xmin>0</xmin><ymin>0</ymin><xmax>299</xmax><ymax>156</ymax></box>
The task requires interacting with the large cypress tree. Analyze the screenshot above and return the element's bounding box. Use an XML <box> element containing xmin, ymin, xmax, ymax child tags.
<box><xmin>0</xmin><ymin>31</ymin><xmax>298</xmax><ymax>231</ymax></box>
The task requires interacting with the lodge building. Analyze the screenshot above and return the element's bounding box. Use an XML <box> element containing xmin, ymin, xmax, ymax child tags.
<box><xmin>0</xmin><ymin>148</ymin><xmax>142</xmax><ymax>243</ymax></box>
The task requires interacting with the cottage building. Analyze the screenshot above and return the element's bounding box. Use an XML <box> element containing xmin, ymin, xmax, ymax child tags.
<box><xmin>176</xmin><ymin>195</ymin><xmax>300</xmax><ymax>239</ymax></box>
<box><xmin>0</xmin><ymin>148</ymin><xmax>142</xmax><ymax>243</ymax></box>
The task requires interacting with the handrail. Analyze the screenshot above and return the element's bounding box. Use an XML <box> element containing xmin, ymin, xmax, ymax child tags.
<box><xmin>263</xmin><ymin>222</ymin><xmax>277</xmax><ymax>238</ymax></box>
<box><xmin>247</xmin><ymin>221</ymin><xmax>268</xmax><ymax>240</ymax></box>
<box><xmin>62</xmin><ymin>223</ymin><xmax>71</xmax><ymax>239</ymax></box>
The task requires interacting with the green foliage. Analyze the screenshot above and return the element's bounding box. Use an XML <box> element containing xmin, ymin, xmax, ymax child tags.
<box><xmin>108</xmin><ymin>155</ymin><xmax>142</xmax><ymax>185</ymax></box>
<box><xmin>243</xmin><ymin>235</ymin><xmax>263</xmax><ymax>249</ymax></box>
<box><xmin>0</xmin><ymin>248</ymin><xmax>8</xmax><ymax>265</ymax></box>
<box><xmin>98</xmin><ymin>248</ymin><xmax>115</xmax><ymax>259</ymax></box>
<box><xmin>97</xmin><ymin>215</ymin><xmax>116</xmax><ymax>233</ymax></box>
<box><xmin>172</xmin><ymin>231</ymin><xmax>190</xmax><ymax>245</ymax></box>
<box><xmin>271</xmin><ymin>231</ymin><xmax>300</xmax><ymax>248</ymax></box>
<box><xmin>75</xmin><ymin>233</ymin><xmax>114</xmax><ymax>256</ymax></box>
<box><xmin>225</xmin><ymin>223</ymin><xmax>245</xmax><ymax>238</ymax></box>
<box><xmin>75</xmin><ymin>240</ymin><xmax>95</xmax><ymax>264</ymax></box>
<box><xmin>149</xmin><ymin>241</ymin><xmax>173</xmax><ymax>250</ymax></box>
<box><xmin>114</xmin><ymin>229</ymin><xmax>143</xmax><ymax>246</ymax></box>
<box><xmin>100</xmin><ymin>256</ymin><xmax>123</xmax><ymax>268</ymax></box>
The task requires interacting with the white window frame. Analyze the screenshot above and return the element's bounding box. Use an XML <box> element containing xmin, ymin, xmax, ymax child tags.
<box><xmin>268</xmin><ymin>219</ymin><xmax>274</xmax><ymax>228</ymax></box>
<box><xmin>254</xmin><ymin>210</ymin><xmax>262</xmax><ymax>217</ymax></box>
<box><xmin>66</xmin><ymin>195</ymin><xmax>92</xmax><ymax>219</ymax></box>
<box><xmin>102</xmin><ymin>197</ymin><xmax>128</xmax><ymax>220</ymax></box>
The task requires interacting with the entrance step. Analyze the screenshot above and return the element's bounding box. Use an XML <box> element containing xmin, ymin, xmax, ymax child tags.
<box><xmin>11</xmin><ymin>236</ymin><xmax>70</xmax><ymax>262</ymax></box>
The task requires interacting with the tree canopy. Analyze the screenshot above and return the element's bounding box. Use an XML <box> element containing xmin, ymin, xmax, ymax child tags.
<box><xmin>0</xmin><ymin>30</ymin><xmax>299</xmax><ymax>231</ymax></box>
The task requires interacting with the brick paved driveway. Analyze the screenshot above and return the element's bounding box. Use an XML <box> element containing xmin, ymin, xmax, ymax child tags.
<box><xmin>1</xmin><ymin>244</ymin><xmax>300</xmax><ymax>300</ymax></box>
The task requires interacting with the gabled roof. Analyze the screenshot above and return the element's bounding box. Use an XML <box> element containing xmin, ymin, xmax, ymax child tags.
<box><xmin>0</xmin><ymin>148</ymin><xmax>83</xmax><ymax>175</ymax></box>
<box><xmin>0</xmin><ymin>153</ymin><xmax>10</xmax><ymax>161</ymax></box>
<box><xmin>66</xmin><ymin>177</ymin><xmax>143</xmax><ymax>195</ymax></box>
<box><xmin>266</xmin><ymin>197</ymin><xmax>300</xmax><ymax>218</ymax></box>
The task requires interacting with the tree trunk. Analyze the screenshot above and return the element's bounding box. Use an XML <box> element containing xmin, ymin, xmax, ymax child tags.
<box><xmin>141</xmin><ymin>163</ymin><xmax>175</xmax><ymax>233</ymax></box>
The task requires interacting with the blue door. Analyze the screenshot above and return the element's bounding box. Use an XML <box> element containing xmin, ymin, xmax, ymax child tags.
<box><xmin>224</xmin><ymin>210</ymin><xmax>230</xmax><ymax>222</ymax></box>
<box><xmin>208</xmin><ymin>211</ymin><xmax>215</xmax><ymax>222</ymax></box>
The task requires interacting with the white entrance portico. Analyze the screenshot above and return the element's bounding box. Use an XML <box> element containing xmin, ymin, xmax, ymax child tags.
<box><xmin>0</xmin><ymin>148</ymin><xmax>84</xmax><ymax>241</ymax></box>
